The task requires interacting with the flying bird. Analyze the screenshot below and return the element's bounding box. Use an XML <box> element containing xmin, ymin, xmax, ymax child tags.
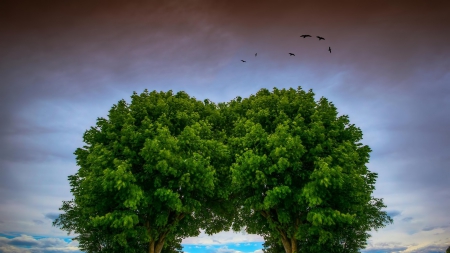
<box><xmin>255</xmin><ymin>53</ymin><xmax>257</xmax><ymax>57</ymax></box>
<box><xmin>289</xmin><ymin>53</ymin><xmax>295</xmax><ymax>56</ymax></box>
<box><xmin>300</xmin><ymin>35</ymin><xmax>311</xmax><ymax>38</ymax></box>
<box><xmin>241</xmin><ymin>60</ymin><xmax>246</xmax><ymax>62</ymax></box>
<box><xmin>328</xmin><ymin>47</ymin><xmax>331</xmax><ymax>53</ymax></box>
<box><xmin>317</xmin><ymin>36</ymin><xmax>325</xmax><ymax>40</ymax></box>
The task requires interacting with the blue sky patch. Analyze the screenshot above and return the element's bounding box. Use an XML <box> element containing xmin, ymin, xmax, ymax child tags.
<box><xmin>182</xmin><ymin>242</ymin><xmax>264</xmax><ymax>253</ymax></box>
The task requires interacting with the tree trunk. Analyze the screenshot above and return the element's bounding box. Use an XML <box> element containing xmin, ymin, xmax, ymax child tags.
<box><xmin>278</xmin><ymin>229</ymin><xmax>297</xmax><ymax>253</ymax></box>
<box><xmin>280</xmin><ymin>236</ymin><xmax>292</xmax><ymax>253</ymax></box>
<box><xmin>148</xmin><ymin>236</ymin><xmax>166</xmax><ymax>253</ymax></box>
<box><xmin>148</xmin><ymin>231</ymin><xmax>167</xmax><ymax>253</ymax></box>
<box><xmin>278</xmin><ymin>229</ymin><xmax>291</xmax><ymax>253</ymax></box>
<box><xmin>146</xmin><ymin>213</ymin><xmax>186</xmax><ymax>253</ymax></box>
<box><xmin>290</xmin><ymin>237</ymin><xmax>297</xmax><ymax>253</ymax></box>
<box><xmin>259</xmin><ymin>210</ymin><xmax>298</xmax><ymax>253</ymax></box>
<box><xmin>155</xmin><ymin>236</ymin><xmax>166</xmax><ymax>253</ymax></box>
<box><xmin>148</xmin><ymin>240</ymin><xmax>155</xmax><ymax>253</ymax></box>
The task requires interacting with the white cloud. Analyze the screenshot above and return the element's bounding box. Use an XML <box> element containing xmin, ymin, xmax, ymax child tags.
<box><xmin>362</xmin><ymin>235</ymin><xmax>450</xmax><ymax>253</ymax></box>
<box><xmin>0</xmin><ymin>245</ymin><xmax>31</xmax><ymax>253</ymax></box>
<box><xmin>0</xmin><ymin>234</ymin><xmax>82</xmax><ymax>253</ymax></box>
<box><xmin>214</xmin><ymin>245</ymin><xmax>243</xmax><ymax>253</ymax></box>
<box><xmin>182</xmin><ymin>229</ymin><xmax>264</xmax><ymax>245</ymax></box>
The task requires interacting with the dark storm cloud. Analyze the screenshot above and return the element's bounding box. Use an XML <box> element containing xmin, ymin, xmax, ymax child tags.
<box><xmin>0</xmin><ymin>0</ymin><xmax>242</xmax><ymax>171</ymax></box>
<box><xmin>0</xmin><ymin>0</ymin><xmax>239</xmax><ymax>102</ymax></box>
<box><xmin>2</xmin><ymin>0</ymin><xmax>448</xmax><ymax>102</ymax></box>
<box><xmin>1</xmin><ymin>0</ymin><xmax>448</xmax><ymax>148</ymax></box>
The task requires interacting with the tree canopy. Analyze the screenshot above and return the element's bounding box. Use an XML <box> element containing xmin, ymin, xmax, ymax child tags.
<box><xmin>54</xmin><ymin>90</ymin><xmax>234</xmax><ymax>253</ymax></box>
<box><xmin>54</xmin><ymin>87</ymin><xmax>392</xmax><ymax>253</ymax></box>
<box><xmin>226</xmin><ymin>87</ymin><xmax>392</xmax><ymax>253</ymax></box>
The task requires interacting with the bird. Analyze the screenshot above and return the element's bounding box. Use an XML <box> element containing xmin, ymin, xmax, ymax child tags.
<box><xmin>241</xmin><ymin>60</ymin><xmax>246</xmax><ymax>62</ymax></box>
<box><xmin>300</xmin><ymin>35</ymin><xmax>311</xmax><ymax>38</ymax></box>
<box><xmin>289</xmin><ymin>53</ymin><xmax>295</xmax><ymax>56</ymax></box>
<box><xmin>255</xmin><ymin>53</ymin><xmax>257</xmax><ymax>57</ymax></box>
<box><xmin>328</xmin><ymin>47</ymin><xmax>331</xmax><ymax>53</ymax></box>
<box><xmin>317</xmin><ymin>36</ymin><xmax>325</xmax><ymax>40</ymax></box>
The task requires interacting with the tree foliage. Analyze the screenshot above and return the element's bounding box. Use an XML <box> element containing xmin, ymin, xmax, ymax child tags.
<box><xmin>227</xmin><ymin>87</ymin><xmax>392</xmax><ymax>253</ymax></box>
<box><xmin>54</xmin><ymin>90</ymin><xmax>233</xmax><ymax>253</ymax></box>
<box><xmin>54</xmin><ymin>87</ymin><xmax>392</xmax><ymax>253</ymax></box>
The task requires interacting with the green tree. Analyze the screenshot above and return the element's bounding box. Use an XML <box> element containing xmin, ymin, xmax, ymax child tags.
<box><xmin>228</xmin><ymin>87</ymin><xmax>392</xmax><ymax>253</ymax></box>
<box><xmin>446</xmin><ymin>245</ymin><xmax>450</xmax><ymax>253</ymax></box>
<box><xmin>261</xmin><ymin>208</ymin><xmax>384</xmax><ymax>253</ymax></box>
<box><xmin>54</xmin><ymin>90</ymin><xmax>233</xmax><ymax>253</ymax></box>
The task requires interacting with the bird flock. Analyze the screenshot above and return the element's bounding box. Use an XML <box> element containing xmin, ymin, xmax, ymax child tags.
<box><xmin>241</xmin><ymin>34</ymin><xmax>331</xmax><ymax>63</ymax></box>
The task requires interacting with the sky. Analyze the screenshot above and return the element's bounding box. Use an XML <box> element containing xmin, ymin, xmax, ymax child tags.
<box><xmin>0</xmin><ymin>0</ymin><xmax>449</xmax><ymax>252</ymax></box>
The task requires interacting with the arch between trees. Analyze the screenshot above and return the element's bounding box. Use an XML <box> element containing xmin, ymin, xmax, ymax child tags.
<box><xmin>54</xmin><ymin>87</ymin><xmax>392</xmax><ymax>253</ymax></box>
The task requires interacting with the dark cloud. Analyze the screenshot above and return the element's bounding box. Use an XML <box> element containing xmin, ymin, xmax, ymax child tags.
<box><xmin>1</xmin><ymin>0</ymin><xmax>449</xmax><ymax>103</ymax></box>
<box><xmin>9</xmin><ymin>235</ymin><xmax>39</xmax><ymax>247</ymax></box>
<box><xmin>32</xmin><ymin>220</ymin><xmax>44</xmax><ymax>225</ymax></box>
<box><xmin>402</xmin><ymin>217</ymin><xmax>413</xmax><ymax>222</ymax></box>
<box><xmin>362</xmin><ymin>241</ymin><xmax>417</xmax><ymax>253</ymax></box>
<box><xmin>44</xmin><ymin>213</ymin><xmax>60</xmax><ymax>221</ymax></box>
<box><xmin>422</xmin><ymin>224</ymin><xmax>450</xmax><ymax>232</ymax></box>
<box><xmin>0</xmin><ymin>245</ymin><xmax>30</xmax><ymax>253</ymax></box>
<box><xmin>409</xmin><ymin>244</ymin><xmax>450</xmax><ymax>253</ymax></box>
<box><xmin>37</xmin><ymin>237</ymin><xmax>67</xmax><ymax>248</ymax></box>
<box><xmin>386</xmin><ymin>210</ymin><xmax>401</xmax><ymax>218</ymax></box>
<box><xmin>361</xmin><ymin>246</ymin><xmax>408</xmax><ymax>253</ymax></box>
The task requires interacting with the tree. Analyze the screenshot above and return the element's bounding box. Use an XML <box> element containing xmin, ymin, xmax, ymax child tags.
<box><xmin>228</xmin><ymin>87</ymin><xmax>392</xmax><ymax>253</ymax></box>
<box><xmin>54</xmin><ymin>87</ymin><xmax>392</xmax><ymax>253</ymax></box>
<box><xmin>446</xmin><ymin>245</ymin><xmax>450</xmax><ymax>253</ymax></box>
<box><xmin>54</xmin><ymin>90</ymin><xmax>233</xmax><ymax>253</ymax></box>
<box><xmin>261</xmin><ymin>205</ymin><xmax>385</xmax><ymax>253</ymax></box>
